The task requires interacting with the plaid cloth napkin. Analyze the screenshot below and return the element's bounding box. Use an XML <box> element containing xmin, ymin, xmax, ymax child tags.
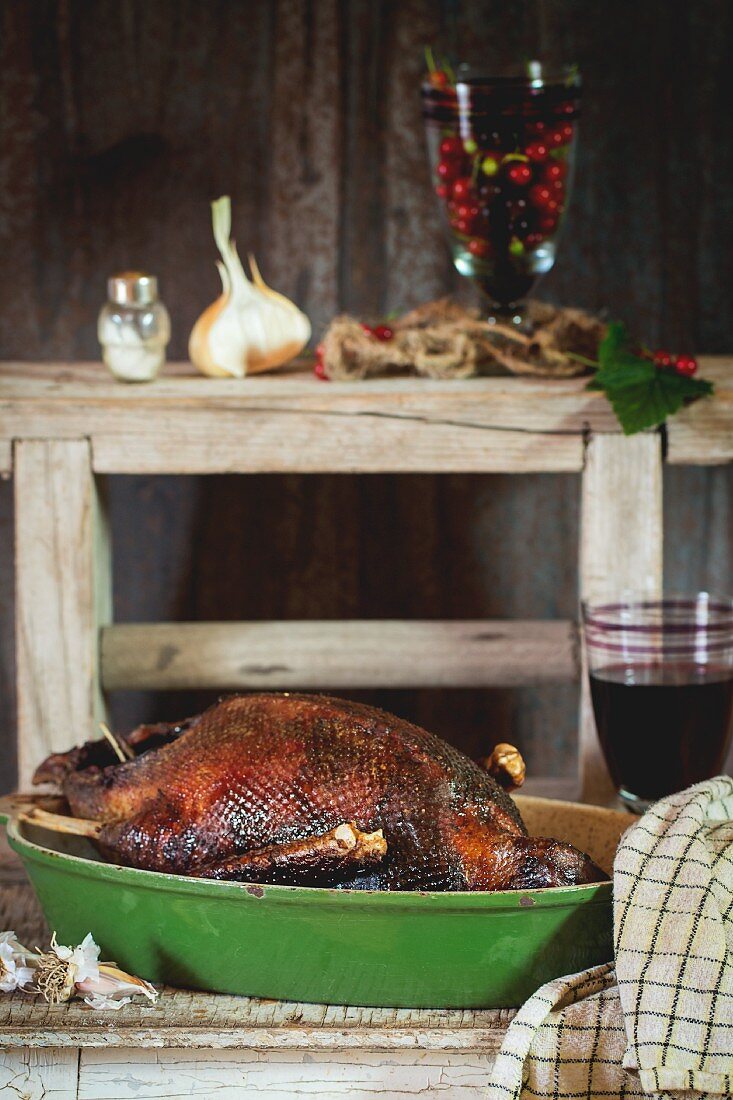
<box><xmin>487</xmin><ymin>776</ymin><xmax>733</xmax><ymax>1099</ymax></box>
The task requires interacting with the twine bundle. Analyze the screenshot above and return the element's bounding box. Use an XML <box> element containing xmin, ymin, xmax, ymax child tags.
<box><xmin>319</xmin><ymin>299</ymin><xmax>605</xmax><ymax>381</ymax></box>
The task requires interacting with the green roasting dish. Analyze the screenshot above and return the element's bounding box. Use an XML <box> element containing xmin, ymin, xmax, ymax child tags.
<box><xmin>1</xmin><ymin>796</ymin><xmax>631</xmax><ymax>1008</ymax></box>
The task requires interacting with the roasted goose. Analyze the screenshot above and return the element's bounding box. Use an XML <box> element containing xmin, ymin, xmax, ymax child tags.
<box><xmin>33</xmin><ymin>693</ymin><xmax>604</xmax><ymax>891</ymax></box>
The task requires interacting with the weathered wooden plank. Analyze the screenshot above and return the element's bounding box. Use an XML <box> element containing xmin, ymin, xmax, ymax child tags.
<box><xmin>0</xmin><ymin>363</ymin><xmax>608</xmax><ymax>474</ymax></box>
<box><xmin>77</xmin><ymin>1049</ymin><xmax>497</xmax><ymax>1098</ymax></box>
<box><xmin>101</xmin><ymin>619</ymin><xmax>578</xmax><ymax>691</ymax></box>
<box><xmin>14</xmin><ymin>440</ymin><xmax>111</xmax><ymax>787</ymax></box>
<box><xmin>0</xmin><ymin>1049</ymin><xmax>79</xmax><ymax>1098</ymax></box>
<box><xmin>666</xmin><ymin>362</ymin><xmax>733</xmax><ymax>463</ymax></box>
<box><xmin>90</xmin><ymin>418</ymin><xmax>582</xmax><ymax>474</ymax></box>
<box><xmin>0</xmin><ymin>1027</ymin><xmax>508</xmax><ymax>1055</ymax></box>
<box><xmin>578</xmin><ymin>433</ymin><xmax>664</xmax><ymax>804</ymax></box>
<box><xmin>2</xmin><ymin>362</ymin><xmax>730</xmax><ymax>474</ymax></box>
<box><xmin>268</xmin><ymin>1</ymin><xmax>341</xmax><ymax>337</ymax></box>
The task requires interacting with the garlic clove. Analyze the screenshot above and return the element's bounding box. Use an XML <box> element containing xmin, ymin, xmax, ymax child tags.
<box><xmin>189</xmin><ymin>196</ymin><xmax>311</xmax><ymax>378</ymax></box>
<box><xmin>76</xmin><ymin>963</ymin><xmax>158</xmax><ymax>1009</ymax></box>
<box><xmin>245</xmin><ymin>254</ymin><xmax>311</xmax><ymax>375</ymax></box>
<box><xmin>189</xmin><ymin>261</ymin><xmax>247</xmax><ymax>378</ymax></box>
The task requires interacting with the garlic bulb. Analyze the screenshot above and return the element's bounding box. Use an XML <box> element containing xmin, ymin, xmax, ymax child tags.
<box><xmin>189</xmin><ymin>196</ymin><xmax>311</xmax><ymax>377</ymax></box>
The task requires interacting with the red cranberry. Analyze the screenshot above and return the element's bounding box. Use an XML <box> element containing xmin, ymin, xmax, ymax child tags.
<box><xmin>454</xmin><ymin>216</ymin><xmax>472</xmax><ymax>235</ymax></box>
<box><xmin>435</xmin><ymin>183</ymin><xmax>449</xmax><ymax>199</ymax></box>
<box><xmin>506</xmin><ymin>163</ymin><xmax>532</xmax><ymax>186</ymax></box>
<box><xmin>528</xmin><ymin>120</ymin><xmax>546</xmax><ymax>135</ymax></box>
<box><xmin>456</xmin><ymin>202</ymin><xmax>479</xmax><ymax>220</ymax></box>
<box><xmin>468</xmin><ymin>238</ymin><xmax>491</xmax><ymax>258</ymax></box>
<box><xmin>525</xmin><ymin>141</ymin><xmax>549</xmax><ymax>163</ymax></box>
<box><xmin>439</xmin><ymin>136</ymin><xmax>464</xmax><ymax>158</ymax></box>
<box><xmin>538</xmin><ymin>214</ymin><xmax>558</xmax><ymax>233</ymax></box>
<box><xmin>452</xmin><ymin>176</ymin><xmax>473</xmax><ymax>201</ymax></box>
<box><xmin>560</xmin><ymin>124</ymin><xmax>574</xmax><ymax>143</ymax></box>
<box><xmin>653</xmin><ymin>349</ymin><xmax>674</xmax><ymax>368</ymax></box>
<box><xmin>360</xmin><ymin>323</ymin><xmax>375</xmax><ymax>337</ymax></box>
<box><xmin>529</xmin><ymin>184</ymin><xmax>554</xmax><ymax>207</ymax></box>
<box><xmin>544</xmin><ymin>161</ymin><xmax>567</xmax><ymax>183</ymax></box>
<box><xmin>438</xmin><ymin>158</ymin><xmax>463</xmax><ymax>182</ymax></box>
<box><xmin>525</xmin><ymin>232</ymin><xmax>544</xmax><ymax>248</ymax></box>
<box><xmin>314</xmin><ymin>344</ymin><xmax>328</xmax><ymax>380</ymax></box>
<box><xmin>675</xmin><ymin>354</ymin><xmax>698</xmax><ymax>376</ymax></box>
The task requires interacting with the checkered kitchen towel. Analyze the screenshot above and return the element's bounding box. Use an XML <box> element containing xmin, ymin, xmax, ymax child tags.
<box><xmin>487</xmin><ymin>776</ymin><xmax>733</xmax><ymax>1098</ymax></box>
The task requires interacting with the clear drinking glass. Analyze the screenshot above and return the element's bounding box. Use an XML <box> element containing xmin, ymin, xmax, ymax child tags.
<box><xmin>421</xmin><ymin>61</ymin><xmax>581</xmax><ymax>326</ymax></box>
<box><xmin>582</xmin><ymin>594</ymin><xmax>733</xmax><ymax>813</ymax></box>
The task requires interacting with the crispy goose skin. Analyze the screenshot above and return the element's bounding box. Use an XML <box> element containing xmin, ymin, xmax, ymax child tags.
<box><xmin>32</xmin><ymin>716</ymin><xmax>198</xmax><ymax>785</ymax></box>
<box><xmin>34</xmin><ymin>693</ymin><xmax>604</xmax><ymax>891</ymax></box>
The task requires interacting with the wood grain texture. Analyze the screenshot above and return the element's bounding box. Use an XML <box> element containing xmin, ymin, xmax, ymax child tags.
<box><xmin>14</xmin><ymin>440</ymin><xmax>111</xmax><ymax>788</ymax></box>
<box><xmin>0</xmin><ymin>361</ymin><xmax>729</xmax><ymax>476</ymax></box>
<box><xmin>0</xmin><ymin>1049</ymin><xmax>79</xmax><ymax>1098</ymax></box>
<box><xmin>578</xmin><ymin>434</ymin><xmax>664</xmax><ymax>803</ymax></box>
<box><xmin>100</xmin><ymin>619</ymin><xmax>578</xmax><ymax>690</ymax></box>
<box><xmin>76</xmin><ymin>1049</ymin><xmax>497</xmax><ymax>1097</ymax></box>
<box><xmin>1</xmin><ymin>0</ymin><xmax>733</xmax><ymax>793</ymax></box>
<box><xmin>0</xmin><ymin>361</ymin><xmax>608</xmax><ymax>475</ymax></box>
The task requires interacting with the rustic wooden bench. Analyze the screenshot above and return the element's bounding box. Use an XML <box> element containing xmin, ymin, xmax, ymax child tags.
<box><xmin>1</xmin><ymin>358</ymin><xmax>731</xmax><ymax>1096</ymax></box>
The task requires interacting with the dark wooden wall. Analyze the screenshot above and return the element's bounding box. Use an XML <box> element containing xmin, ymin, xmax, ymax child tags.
<box><xmin>1</xmin><ymin>0</ymin><xmax>732</xmax><ymax>791</ymax></box>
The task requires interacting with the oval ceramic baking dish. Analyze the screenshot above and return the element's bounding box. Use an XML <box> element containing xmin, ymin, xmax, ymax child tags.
<box><xmin>1</xmin><ymin>796</ymin><xmax>632</xmax><ymax>1009</ymax></box>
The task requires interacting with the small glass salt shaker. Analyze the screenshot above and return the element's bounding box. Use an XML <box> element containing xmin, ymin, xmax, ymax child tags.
<box><xmin>98</xmin><ymin>272</ymin><xmax>171</xmax><ymax>382</ymax></box>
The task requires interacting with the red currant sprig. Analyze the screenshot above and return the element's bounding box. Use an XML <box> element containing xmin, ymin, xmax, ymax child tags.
<box><xmin>361</xmin><ymin>322</ymin><xmax>394</xmax><ymax>342</ymax></box>
<box><xmin>652</xmin><ymin>349</ymin><xmax>698</xmax><ymax>376</ymax></box>
<box><xmin>674</xmin><ymin>354</ymin><xmax>698</xmax><ymax>377</ymax></box>
<box><xmin>313</xmin><ymin>343</ymin><xmax>328</xmax><ymax>381</ymax></box>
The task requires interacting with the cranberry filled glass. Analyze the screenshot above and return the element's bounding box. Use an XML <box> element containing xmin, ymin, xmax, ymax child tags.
<box><xmin>583</xmin><ymin>594</ymin><xmax>733</xmax><ymax>814</ymax></box>
<box><xmin>422</xmin><ymin>61</ymin><xmax>581</xmax><ymax>326</ymax></box>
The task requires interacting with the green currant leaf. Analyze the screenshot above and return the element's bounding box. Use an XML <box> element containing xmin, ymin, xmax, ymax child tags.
<box><xmin>588</xmin><ymin>321</ymin><xmax>714</xmax><ymax>435</ymax></box>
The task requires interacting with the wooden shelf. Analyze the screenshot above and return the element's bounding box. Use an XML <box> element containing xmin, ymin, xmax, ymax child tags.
<box><xmin>1</xmin><ymin>358</ymin><xmax>730</xmax><ymax>475</ymax></box>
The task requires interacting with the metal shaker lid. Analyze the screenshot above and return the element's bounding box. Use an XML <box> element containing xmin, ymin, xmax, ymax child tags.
<box><xmin>107</xmin><ymin>272</ymin><xmax>158</xmax><ymax>306</ymax></box>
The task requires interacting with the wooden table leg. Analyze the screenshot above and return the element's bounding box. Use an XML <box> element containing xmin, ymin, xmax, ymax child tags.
<box><xmin>14</xmin><ymin>439</ymin><xmax>111</xmax><ymax>789</ymax></box>
<box><xmin>578</xmin><ymin>433</ymin><xmax>664</xmax><ymax>805</ymax></box>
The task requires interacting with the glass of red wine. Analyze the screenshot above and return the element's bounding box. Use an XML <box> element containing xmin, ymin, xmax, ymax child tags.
<box><xmin>421</xmin><ymin>60</ymin><xmax>581</xmax><ymax>327</ymax></box>
<box><xmin>583</xmin><ymin>594</ymin><xmax>733</xmax><ymax>813</ymax></box>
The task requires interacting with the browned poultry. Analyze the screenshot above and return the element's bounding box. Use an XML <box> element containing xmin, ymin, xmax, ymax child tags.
<box><xmin>33</xmin><ymin>693</ymin><xmax>604</xmax><ymax>891</ymax></box>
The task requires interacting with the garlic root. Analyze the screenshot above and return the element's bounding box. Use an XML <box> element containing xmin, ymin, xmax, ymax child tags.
<box><xmin>189</xmin><ymin>196</ymin><xmax>311</xmax><ymax>378</ymax></box>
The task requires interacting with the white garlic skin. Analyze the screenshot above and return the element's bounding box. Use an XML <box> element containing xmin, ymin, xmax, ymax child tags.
<box><xmin>189</xmin><ymin>196</ymin><xmax>311</xmax><ymax>378</ymax></box>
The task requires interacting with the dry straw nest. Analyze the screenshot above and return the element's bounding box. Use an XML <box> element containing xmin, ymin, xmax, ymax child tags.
<box><xmin>319</xmin><ymin>299</ymin><xmax>605</xmax><ymax>381</ymax></box>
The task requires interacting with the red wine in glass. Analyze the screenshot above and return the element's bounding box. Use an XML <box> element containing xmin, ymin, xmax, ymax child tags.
<box><xmin>589</xmin><ymin>663</ymin><xmax>733</xmax><ymax>805</ymax></box>
<box><xmin>583</xmin><ymin>595</ymin><xmax>733</xmax><ymax>813</ymax></box>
